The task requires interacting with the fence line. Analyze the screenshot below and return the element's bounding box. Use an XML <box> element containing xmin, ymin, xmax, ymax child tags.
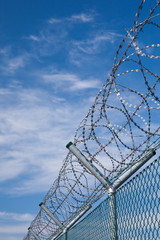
<box><xmin>24</xmin><ymin>0</ymin><xmax>160</xmax><ymax>239</ymax></box>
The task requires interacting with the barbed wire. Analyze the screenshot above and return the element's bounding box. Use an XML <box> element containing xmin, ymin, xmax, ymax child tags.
<box><xmin>24</xmin><ymin>0</ymin><xmax>160</xmax><ymax>239</ymax></box>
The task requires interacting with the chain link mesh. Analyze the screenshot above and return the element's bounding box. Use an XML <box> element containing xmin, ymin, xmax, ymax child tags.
<box><xmin>116</xmin><ymin>157</ymin><xmax>160</xmax><ymax>240</ymax></box>
<box><xmin>59</xmin><ymin>196</ymin><xmax>110</xmax><ymax>240</ymax></box>
<box><xmin>56</xmin><ymin>157</ymin><xmax>160</xmax><ymax>240</ymax></box>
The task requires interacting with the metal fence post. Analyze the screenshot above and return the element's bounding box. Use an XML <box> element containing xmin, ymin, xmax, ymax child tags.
<box><xmin>39</xmin><ymin>202</ymin><xmax>63</xmax><ymax>230</ymax></box>
<box><xmin>108</xmin><ymin>190</ymin><xmax>117</xmax><ymax>240</ymax></box>
<box><xmin>28</xmin><ymin>227</ymin><xmax>40</xmax><ymax>240</ymax></box>
<box><xmin>64</xmin><ymin>230</ymin><xmax>67</xmax><ymax>240</ymax></box>
<box><xmin>107</xmin><ymin>149</ymin><xmax>156</xmax><ymax>240</ymax></box>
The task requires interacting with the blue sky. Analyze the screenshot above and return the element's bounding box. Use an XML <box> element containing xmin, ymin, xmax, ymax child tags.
<box><xmin>0</xmin><ymin>0</ymin><xmax>159</xmax><ymax>239</ymax></box>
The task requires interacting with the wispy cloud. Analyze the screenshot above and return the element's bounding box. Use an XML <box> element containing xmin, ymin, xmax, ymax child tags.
<box><xmin>42</xmin><ymin>72</ymin><xmax>100</xmax><ymax>91</ymax></box>
<box><xmin>0</xmin><ymin>212</ymin><xmax>33</xmax><ymax>239</ymax></box>
<box><xmin>28</xmin><ymin>35</ymin><xmax>41</xmax><ymax>42</ymax></box>
<box><xmin>0</xmin><ymin>225</ymin><xmax>27</xmax><ymax>234</ymax></box>
<box><xmin>0</xmin><ymin>53</ymin><xmax>29</xmax><ymax>75</ymax></box>
<box><xmin>0</xmin><ymin>9</ymin><xmax>122</xmax><ymax>198</ymax></box>
<box><xmin>23</xmin><ymin>11</ymin><xmax>121</xmax><ymax>69</ymax></box>
<box><xmin>29</xmin><ymin>12</ymin><xmax>95</xmax><ymax>47</ymax></box>
<box><xmin>0</xmin><ymin>46</ymin><xmax>11</xmax><ymax>56</ymax></box>
<box><xmin>0</xmin><ymin>236</ymin><xmax>24</xmax><ymax>240</ymax></box>
<box><xmin>72</xmin><ymin>32</ymin><xmax>122</xmax><ymax>54</ymax></box>
<box><xmin>25</xmin><ymin>12</ymin><xmax>96</xmax><ymax>57</ymax></box>
<box><xmin>48</xmin><ymin>13</ymin><xmax>95</xmax><ymax>24</ymax></box>
<box><xmin>26</xmin><ymin>28</ymin><xmax>68</xmax><ymax>56</ymax></box>
<box><xmin>69</xmin><ymin>13</ymin><xmax>95</xmax><ymax>23</ymax></box>
<box><xmin>0</xmin><ymin>85</ymin><xmax>93</xmax><ymax>195</ymax></box>
<box><xmin>68</xmin><ymin>31</ymin><xmax>122</xmax><ymax>66</ymax></box>
<box><xmin>0</xmin><ymin>212</ymin><xmax>34</xmax><ymax>222</ymax></box>
<box><xmin>6</xmin><ymin>56</ymin><xmax>26</xmax><ymax>72</ymax></box>
<box><xmin>0</xmin><ymin>159</ymin><xmax>27</xmax><ymax>182</ymax></box>
<box><xmin>48</xmin><ymin>18</ymin><xmax>63</xmax><ymax>24</ymax></box>
<box><xmin>0</xmin><ymin>46</ymin><xmax>29</xmax><ymax>75</ymax></box>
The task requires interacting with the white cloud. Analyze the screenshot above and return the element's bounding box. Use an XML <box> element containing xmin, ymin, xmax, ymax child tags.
<box><xmin>23</xmin><ymin>11</ymin><xmax>121</xmax><ymax>66</ymax></box>
<box><xmin>0</xmin><ymin>225</ymin><xmax>27</xmax><ymax>234</ymax></box>
<box><xmin>43</xmin><ymin>72</ymin><xmax>100</xmax><ymax>90</ymax></box>
<box><xmin>69</xmin><ymin>13</ymin><xmax>94</xmax><ymax>23</ymax></box>
<box><xmin>0</xmin><ymin>86</ymin><xmax>92</xmax><ymax>195</ymax></box>
<box><xmin>0</xmin><ymin>212</ymin><xmax>34</xmax><ymax>222</ymax></box>
<box><xmin>0</xmin><ymin>212</ymin><xmax>31</xmax><ymax>240</ymax></box>
<box><xmin>48</xmin><ymin>13</ymin><xmax>95</xmax><ymax>24</ymax></box>
<box><xmin>0</xmin><ymin>160</ymin><xmax>27</xmax><ymax>182</ymax></box>
<box><xmin>0</xmin><ymin>53</ymin><xmax>28</xmax><ymax>74</ymax></box>
<box><xmin>0</xmin><ymin>46</ymin><xmax>11</xmax><ymax>56</ymax></box>
<box><xmin>71</xmin><ymin>79</ymin><xmax>100</xmax><ymax>90</ymax></box>
<box><xmin>28</xmin><ymin>35</ymin><xmax>41</xmax><ymax>42</ymax></box>
<box><xmin>69</xmin><ymin>31</ymin><xmax>122</xmax><ymax>66</ymax></box>
<box><xmin>29</xmin><ymin>12</ymin><xmax>96</xmax><ymax>56</ymax></box>
<box><xmin>7</xmin><ymin>56</ymin><xmax>26</xmax><ymax>72</ymax></box>
<box><xmin>73</xmin><ymin>32</ymin><xmax>122</xmax><ymax>54</ymax></box>
<box><xmin>0</xmin><ymin>237</ymin><xmax>23</xmax><ymax>240</ymax></box>
<box><xmin>48</xmin><ymin>18</ymin><xmax>62</xmax><ymax>24</ymax></box>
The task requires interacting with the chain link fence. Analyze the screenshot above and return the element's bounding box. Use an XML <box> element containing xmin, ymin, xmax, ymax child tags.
<box><xmin>57</xmin><ymin>157</ymin><xmax>160</xmax><ymax>240</ymax></box>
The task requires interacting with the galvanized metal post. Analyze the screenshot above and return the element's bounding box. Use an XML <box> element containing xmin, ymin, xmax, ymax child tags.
<box><xmin>108</xmin><ymin>189</ymin><xmax>117</xmax><ymax>240</ymax></box>
<box><xmin>39</xmin><ymin>202</ymin><xmax>63</xmax><ymax>229</ymax></box>
<box><xmin>64</xmin><ymin>230</ymin><xmax>67</xmax><ymax>240</ymax></box>
<box><xmin>28</xmin><ymin>227</ymin><xmax>40</xmax><ymax>240</ymax></box>
<box><xmin>66</xmin><ymin>142</ymin><xmax>114</xmax><ymax>191</ymax></box>
<box><xmin>107</xmin><ymin>149</ymin><xmax>156</xmax><ymax>240</ymax></box>
<box><xmin>66</xmin><ymin>142</ymin><xmax>117</xmax><ymax>239</ymax></box>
